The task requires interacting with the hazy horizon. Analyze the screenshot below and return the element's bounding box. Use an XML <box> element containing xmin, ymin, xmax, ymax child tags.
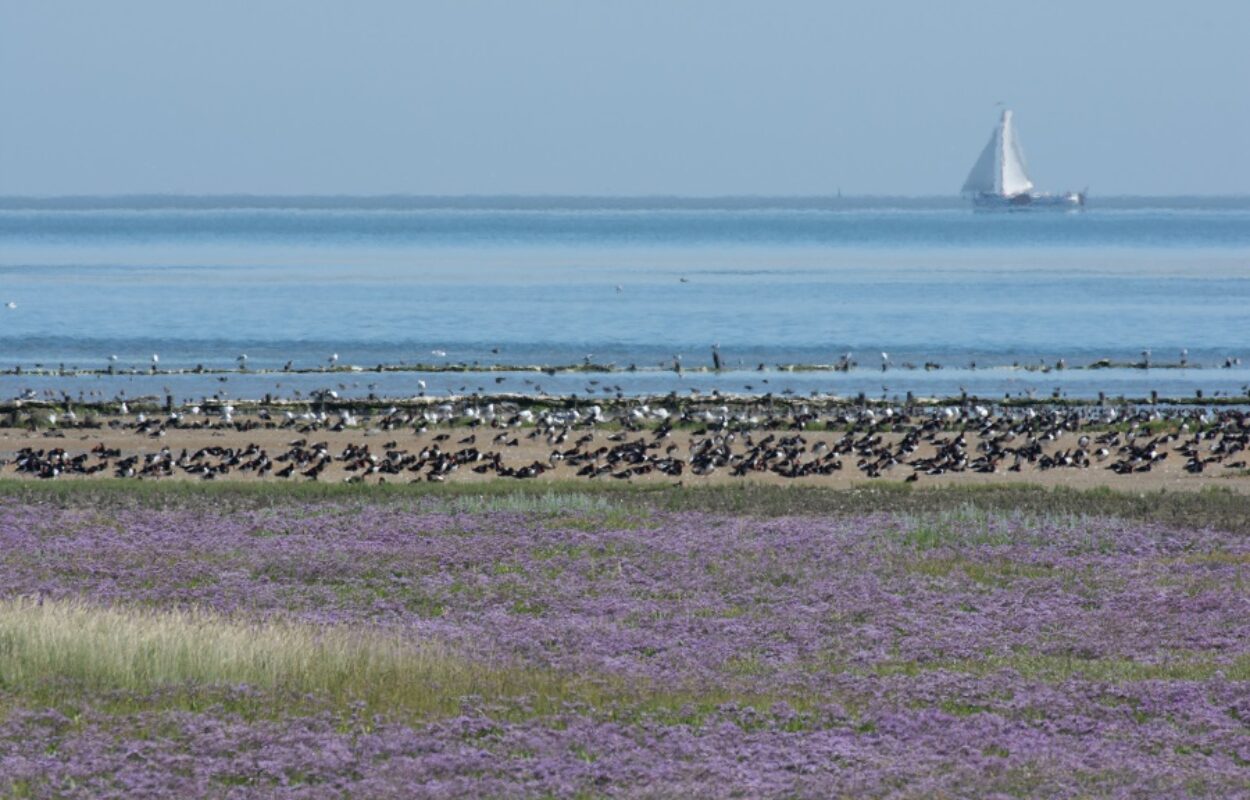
<box><xmin>3</xmin><ymin>1</ymin><xmax>1247</xmax><ymax>196</ymax></box>
<box><xmin>3</xmin><ymin>193</ymin><xmax>1249</xmax><ymax>209</ymax></box>
<box><xmin>4</xmin><ymin>192</ymin><xmax>1250</xmax><ymax>199</ymax></box>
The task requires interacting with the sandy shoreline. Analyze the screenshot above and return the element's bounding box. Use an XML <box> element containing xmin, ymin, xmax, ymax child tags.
<box><xmin>3</xmin><ymin>412</ymin><xmax>1246</xmax><ymax>493</ymax></box>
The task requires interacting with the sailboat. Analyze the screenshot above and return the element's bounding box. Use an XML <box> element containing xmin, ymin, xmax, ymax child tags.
<box><xmin>962</xmin><ymin>109</ymin><xmax>1084</xmax><ymax>210</ymax></box>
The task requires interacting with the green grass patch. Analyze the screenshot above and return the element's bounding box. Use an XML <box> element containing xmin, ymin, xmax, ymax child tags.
<box><xmin>1170</xmin><ymin>551</ymin><xmax>1250</xmax><ymax>567</ymax></box>
<box><xmin>906</xmin><ymin>555</ymin><xmax>1057</xmax><ymax>586</ymax></box>
<box><xmin>871</xmin><ymin>651</ymin><xmax>1250</xmax><ymax>683</ymax></box>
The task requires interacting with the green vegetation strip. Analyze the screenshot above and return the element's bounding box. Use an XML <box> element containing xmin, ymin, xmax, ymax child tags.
<box><xmin>0</xmin><ymin>479</ymin><xmax>1245</xmax><ymax>533</ymax></box>
<box><xmin>871</xmin><ymin>652</ymin><xmax>1250</xmax><ymax>683</ymax></box>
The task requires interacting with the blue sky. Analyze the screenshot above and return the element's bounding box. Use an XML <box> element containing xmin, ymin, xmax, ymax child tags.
<box><xmin>2</xmin><ymin>1</ymin><xmax>1246</xmax><ymax>195</ymax></box>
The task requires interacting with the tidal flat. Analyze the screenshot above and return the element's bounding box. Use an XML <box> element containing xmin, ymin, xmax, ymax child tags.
<box><xmin>2</xmin><ymin>483</ymin><xmax>1249</xmax><ymax>797</ymax></box>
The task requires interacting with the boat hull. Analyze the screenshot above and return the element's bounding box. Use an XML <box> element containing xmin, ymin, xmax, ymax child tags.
<box><xmin>971</xmin><ymin>192</ymin><xmax>1085</xmax><ymax>211</ymax></box>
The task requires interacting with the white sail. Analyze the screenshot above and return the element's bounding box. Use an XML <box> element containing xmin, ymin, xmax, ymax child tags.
<box><xmin>961</xmin><ymin>132</ymin><xmax>998</xmax><ymax>194</ymax></box>
<box><xmin>962</xmin><ymin>109</ymin><xmax>1034</xmax><ymax>197</ymax></box>
<box><xmin>998</xmin><ymin>110</ymin><xmax>1033</xmax><ymax>196</ymax></box>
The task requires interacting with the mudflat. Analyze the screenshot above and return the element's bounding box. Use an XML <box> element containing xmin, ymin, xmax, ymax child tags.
<box><xmin>3</xmin><ymin>412</ymin><xmax>1246</xmax><ymax>492</ymax></box>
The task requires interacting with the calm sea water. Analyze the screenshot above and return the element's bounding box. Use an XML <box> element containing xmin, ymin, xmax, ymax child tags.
<box><xmin>1</xmin><ymin>197</ymin><xmax>1248</xmax><ymax>402</ymax></box>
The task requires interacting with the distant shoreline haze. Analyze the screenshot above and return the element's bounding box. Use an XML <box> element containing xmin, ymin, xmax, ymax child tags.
<box><xmin>2</xmin><ymin>195</ymin><xmax>1250</xmax><ymax>211</ymax></box>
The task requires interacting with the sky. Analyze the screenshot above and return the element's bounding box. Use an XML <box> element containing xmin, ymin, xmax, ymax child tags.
<box><xmin>1</xmin><ymin>1</ymin><xmax>1247</xmax><ymax>196</ymax></box>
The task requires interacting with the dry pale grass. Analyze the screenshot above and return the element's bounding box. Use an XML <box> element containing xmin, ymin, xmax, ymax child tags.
<box><xmin>0</xmin><ymin>598</ymin><xmax>814</xmax><ymax>722</ymax></box>
<box><xmin>0</xmin><ymin>598</ymin><xmax>594</xmax><ymax>716</ymax></box>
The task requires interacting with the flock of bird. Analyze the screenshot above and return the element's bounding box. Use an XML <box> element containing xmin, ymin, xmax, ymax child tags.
<box><xmin>3</xmin><ymin>401</ymin><xmax>1248</xmax><ymax>484</ymax></box>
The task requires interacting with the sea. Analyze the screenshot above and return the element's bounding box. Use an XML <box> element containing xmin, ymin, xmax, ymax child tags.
<box><xmin>1</xmin><ymin>195</ymin><xmax>1248</xmax><ymax>405</ymax></box>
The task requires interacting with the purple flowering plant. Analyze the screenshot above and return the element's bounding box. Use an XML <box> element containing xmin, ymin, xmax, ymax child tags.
<box><xmin>1</xmin><ymin>497</ymin><xmax>1249</xmax><ymax>797</ymax></box>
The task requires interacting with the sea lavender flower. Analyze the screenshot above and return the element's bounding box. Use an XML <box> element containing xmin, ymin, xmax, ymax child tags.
<box><xmin>2</xmin><ymin>502</ymin><xmax>1249</xmax><ymax>796</ymax></box>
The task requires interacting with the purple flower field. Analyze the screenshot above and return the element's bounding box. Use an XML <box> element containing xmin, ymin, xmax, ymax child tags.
<box><xmin>3</xmin><ymin>497</ymin><xmax>1250</xmax><ymax>797</ymax></box>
